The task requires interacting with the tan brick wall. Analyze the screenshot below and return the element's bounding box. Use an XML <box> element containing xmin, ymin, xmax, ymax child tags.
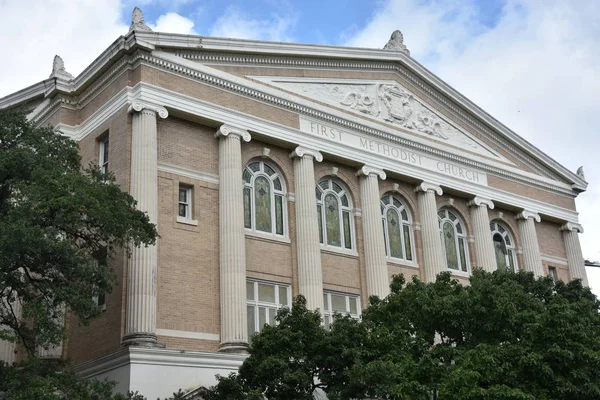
<box><xmin>537</xmin><ymin>220</ymin><xmax>567</xmax><ymax>259</ymax></box>
<box><xmin>488</xmin><ymin>175</ymin><xmax>576</xmax><ymax>210</ymax></box>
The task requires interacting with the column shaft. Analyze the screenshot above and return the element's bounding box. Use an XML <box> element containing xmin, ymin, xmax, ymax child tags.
<box><xmin>358</xmin><ymin>166</ymin><xmax>389</xmax><ymax>298</ymax></box>
<box><xmin>124</xmin><ymin>105</ymin><xmax>163</xmax><ymax>345</ymax></box>
<box><xmin>561</xmin><ymin>224</ymin><xmax>588</xmax><ymax>286</ymax></box>
<box><xmin>292</xmin><ymin>147</ymin><xmax>324</xmax><ymax>312</ymax></box>
<box><xmin>468</xmin><ymin>198</ymin><xmax>496</xmax><ymax>272</ymax></box>
<box><xmin>517</xmin><ymin>212</ymin><xmax>543</xmax><ymax>276</ymax></box>
<box><xmin>415</xmin><ymin>183</ymin><xmax>445</xmax><ymax>283</ymax></box>
<box><xmin>217</xmin><ymin>126</ymin><xmax>250</xmax><ymax>352</ymax></box>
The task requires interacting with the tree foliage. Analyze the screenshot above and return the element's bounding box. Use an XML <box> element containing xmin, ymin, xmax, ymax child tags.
<box><xmin>0</xmin><ymin>109</ymin><xmax>157</xmax><ymax>397</ymax></box>
<box><xmin>198</xmin><ymin>270</ymin><xmax>600</xmax><ymax>400</ymax></box>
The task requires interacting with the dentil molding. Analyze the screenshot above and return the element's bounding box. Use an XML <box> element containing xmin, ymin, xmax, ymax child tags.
<box><xmin>357</xmin><ymin>165</ymin><xmax>386</xmax><ymax>180</ymax></box>
<box><xmin>290</xmin><ymin>146</ymin><xmax>323</xmax><ymax>162</ymax></box>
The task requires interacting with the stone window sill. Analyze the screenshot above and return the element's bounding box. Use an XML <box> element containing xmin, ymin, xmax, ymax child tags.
<box><xmin>320</xmin><ymin>246</ymin><xmax>359</xmax><ymax>259</ymax></box>
<box><xmin>387</xmin><ymin>258</ymin><xmax>419</xmax><ymax>269</ymax></box>
<box><xmin>176</xmin><ymin>216</ymin><xmax>198</xmax><ymax>226</ymax></box>
<box><xmin>245</xmin><ymin>230</ymin><xmax>291</xmax><ymax>244</ymax></box>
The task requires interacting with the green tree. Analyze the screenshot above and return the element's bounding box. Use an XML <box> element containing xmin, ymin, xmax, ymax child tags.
<box><xmin>0</xmin><ymin>109</ymin><xmax>157</xmax><ymax>397</ymax></box>
<box><xmin>197</xmin><ymin>270</ymin><xmax>600</xmax><ymax>400</ymax></box>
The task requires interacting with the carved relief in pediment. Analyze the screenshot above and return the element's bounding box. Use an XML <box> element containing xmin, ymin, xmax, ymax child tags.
<box><xmin>261</xmin><ymin>79</ymin><xmax>498</xmax><ymax>157</ymax></box>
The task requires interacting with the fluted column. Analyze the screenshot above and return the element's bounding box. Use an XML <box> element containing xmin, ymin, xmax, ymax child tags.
<box><xmin>0</xmin><ymin>299</ymin><xmax>21</xmax><ymax>364</ymax></box>
<box><xmin>415</xmin><ymin>182</ymin><xmax>445</xmax><ymax>282</ymax></box>
<box><xmin>516</xmin><ymin>211</ymin><xmax>543</xmax><ymax>276</ymax></box>
<box><xmin>291</xmin><ymin>146</ymin><xmax>324</xmax><ymax>312</ymax></box>
<box><xmin>561</xmin><ymin>223</ymin><xmax>588</xmax><ymax>286</ymax></box>
<box><xmin>468</xmin><ymin>197</ymin><xmax>496</xmax><ymax>272</ymax></box>
<box><xmin>123</xmin><ymin>102</ymin><xmax>167</xmax><ymax>346</ymax></box>
<box><xmin>216</xmin><ymin>125</ymin><xmax>251</xmax><ymax>352</ymax></box>
<box><xmin>357</xmin><ymin>166</ymin><xmax>389</xmax><ymax>298</ymax></box>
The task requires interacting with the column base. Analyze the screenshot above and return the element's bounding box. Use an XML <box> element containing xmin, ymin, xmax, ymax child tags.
<box><xmin>218</xmin><ymin>341</ymin><xmax>248</xmax><ymax>354</ymax></box>
<box><xmin>121</xmin><ymin>333</ymin><xmax>165</xmax><ymax>348</ymax></box>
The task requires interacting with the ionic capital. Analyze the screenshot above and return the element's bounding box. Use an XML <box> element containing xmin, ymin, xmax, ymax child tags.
<box><xmin>560</xmin><ymin>222</ymin><xmax>584</xmax><ymax>233</ymax></box>
<box><xmin>290</xmin><ymin>146</ymin><xmax>323</xmax><ymax>162</ymax></box>
<box><xmin>215</xmin><ymin>124</ymin><xmax>251</xmax><ymax>142</ymax></box>
<box><xmin>414</xmin><ymin>182</ymin><xmax>443</xmax><ymax>196</ymax></box>
<box><xmin>128</xmin><ymin>101</ymin><xmax>168</xmax><ymax>119</ymax></box>
<box><xmin>516</xmin><ymin>210</ymin><xmax>541</xmax><ymax>223</ymax></box>
<box><xmin>356</xmin><ymin>165</ymin><xmax>386</xmax><ymax>180</ymax></box>
<box><xmin>467</xmin><ymin>196</ymin><xmax>495</xmax><ymax>210</ymax></box>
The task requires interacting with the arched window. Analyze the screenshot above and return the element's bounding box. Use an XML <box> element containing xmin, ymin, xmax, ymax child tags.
<box><xmin>316</xmin><ymin>178</ymin><xmax>354</xmax><ymax>250</ymax></box>
<box><xmin>490</xmin><ymin>221</ymin><xmax>518</xmax><ymax>272</ymax></box>
<box><xmin>243</xmin><ymin>161</ymin><xmax>286</xmax><ymax>236</ymax></box>
<box><xmin>438</xmin><ymin>209</ymin><xmax>469</xmax><ymax>272</ymax></box>
<box><xmin>381</xmin><ymin>194</ymin><xmax>414</xmax><ymax>261</ymax></box>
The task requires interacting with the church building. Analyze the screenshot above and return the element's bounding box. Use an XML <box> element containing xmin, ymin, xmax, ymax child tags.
<box><xmin>0</xmin><ymin>8</ymin><xmax>589</xmax><ymax>398</ymax></box>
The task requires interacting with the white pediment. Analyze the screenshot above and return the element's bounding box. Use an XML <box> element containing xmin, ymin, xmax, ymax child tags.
<box><xmin>250</xmin><ymin>77</ymin><xmax>507</xmax><ymax>161</ymax></box>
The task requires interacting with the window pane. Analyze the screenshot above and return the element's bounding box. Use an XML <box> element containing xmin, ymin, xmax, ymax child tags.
<box><xmin>494</xmin><ymin>233</ymin><xmax>507</xmax><ymax>271</ymax></box>
<box><xmin>243</xmin><ymin>188</ymin><xmax>252</xmax><ymax>229</ymax></box>
<box><xmin>331</xmin><ymin>294</ymin><xmax>346</xmax><ymax>313</ymax></box>
<box><xmin>349</xmin><ymin>298</ymin><xmax>358</xmax><ymax>315</ymax></box>
<box><xmin>332</xmin><ymin>182</ymin><xmax>343</xmax><ymax>193</ymax></box>
<box><xmin>387</xmin><ymin>208</ymin><xmax>403</xmax><ymax>258</ymax></box>
<box><xmin>97</xmin><ymin>292</ymin><xmax>106</xmax><ymax>307</ymax></box>
<box><xmin>341</xmin><ymin>194</ymin><xmax>349</xmax><ymax>207</ymax></box>
<box><xmin>264</xmin><ymin>164</ymin><xmax>275</xmax><ymax>176</ymax></box>
<box><xmin>178</xmin><ymin>204</ymin><xmax>187</xmax><ymax>218</ymax></box>
<box><xmin>324</xmin><ymin>316</ymin><xmax>331</xmax><ymax>330</ymax></box>
<box><xmin>249</xmin><ymin>162</ymin><xmax>260</xmax><ymax>172</ymax></box>
<box><xmin>275</xmin><ymin>195</ymin><xmax>284</xmax><ymax>235</ymax></box>
<box><xmin>459</xmin><ymin>238</ymin><xmax>468</xmax><ymax>272</ymax></box>
<box><xmin>247</xmin><ymin>281</ymin><xmax>255</xmax><ymax>300</ymax></box>
<box><xmin>102</xmin><ymin>139</ymin><xmax>109</xmax><ymax>162</ymax></box>
<box><xmin>325</xmin><ymin>194</ymin><xmax>341</xmax><ymax>246</ymax></box>
<box><xmin>404</xmin><ymin>224</ymin><xmax>413</xmax><ymax>261</ymax></box>
<box><xmin>316</xmin><ymin>187</ymin><xmax>321</xmax><ymax>199</ymax></box>
<box><xmin>505</xmin><ymin>234</ymin><xmax>511</xmax><ymax>246</ymax></box>
<box><xmin>456</xmin><ymin>222</ymin><xmax>463</xmax><ymax>234</ymax></box>
<box><xmin>179</xmin><ymin>188</ymin><xmax>187</xmax><ymax>202</ymax></box>
<box><xmin>383</xmin><ymin>221</ymin><xmax>388</xmax><ymax>256</ymax></box>
<box><xmin>247</xmin><ymin>305</ymin><xmax>256</xmax><ymax>336</ymax></box>
<box><xmin>258</xmin><ymin>283</ymin><xmax>275</xmax><ymax>302</ymax></box>
<box><xmin>508</xmin><ymin>249</ymin><xmax>515</xmax><ymax>272</ymax></box>
<box><xmin>279</xmin><ymin>286</ymin><xmax>288</xmax><ymax>306</ymax></box>
<box><xmin>343</xmin><ymin>211</ymin><xmax>352</xmax><ymax>249</ymax></box>
<box><xmin>319</xmin><ymin>180</ymin><xmax>329</xmax><ymax>190</ymax></box>
<box><xmin>443</xmin><ymin>222</ymin><xmax>459</xmax><ymax>270</ymax></box>
<box><xmin>243</xmin><ymin>169</ymin><xmax>251</xmax><ymax>183</ymax></box>
<box><xmin>254</xmin><ymin>176</ymin><xmax>272</xmax><ymax>232</ymax></box>
<box><xmin>381</xmin><ymin>196</ymin><xmax>390</xmax><ymax>205</ymax></box>
<box><xmin>268</xmin><ymin>307</ymin><xmax>276</xmax><ymax>326</ymax></box>
<box><xmin>323</xmin><ymin>294</ymin><xmax>328</xmax><ymax>311</ymax></box>
<box><xmin>449</xmin><ymin>212</ymin><xmax>457</xmax><ymax>222</ymax></box>
<box><xmin>393</xmin><ymin>198</ymin><xmax>401</xmax><ymax>208</ymax></box>
<box><xmin>273</xmin><ymin>177</ymin><xmax>282</xmax><ymax>191</ymax></box>
<box><xmin>259</xmin><ymin>307</ymin><xmax>267</xmax><ymax>330</ymax></box>
<box><xmin>317</xmin><ymin>205</ymin><xmax>323</xmax><ymax>244</ymax></box>
<box><xmin>498</xmin><ymin>225</ymin><xmax>506</xmax><ymax>234</ymax></box>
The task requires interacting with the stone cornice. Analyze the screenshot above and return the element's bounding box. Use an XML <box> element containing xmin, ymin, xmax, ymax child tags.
<box><xmin>467</xmin><ymin>196</ymin><xmax>495</xmax><ymax>209</ymax></box>
<box><xmin>516</xmin><ymin>210</ymin><xmax>541</xmax><ymax>223</ymax></box>
<box><xmin>215</xmin><ymin>124</ymin><xmax>251</xmax><ymax>142</ymax></box>
<box><xmin>357</xmin><ymin>165</ymin><xmax>386</xmax><ymax>180</ymax></box>
<box><xmin>290</xmin><ymin>146</ymin><xmax>323</xmax><ymax>162</ymax></box>
<box><xmin>560</xmin><ymin>222</ymin><xmax>584</xmax><ymax>233</ymax></box>
<box><xmin>415</xmin><ymin>182</ymin><xmax>443</xmax><ymax>196</ymax></box>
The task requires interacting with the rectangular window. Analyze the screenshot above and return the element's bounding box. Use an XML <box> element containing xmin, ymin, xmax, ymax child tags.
<box><xmin>93</xmin><ymin>246</ymin><xmax>107</xmax><ymax>311</ymax></box>
<box><xmin>323</xmin><ymin>291</ymin><xmax>361</xmax><ymax>329</ymax></box>
<box><xmin>178</xmin><ymin>185</ymin><xmax>192</xmax><ymax>220</ymax></box>
<box><xmin>246</xmin><ymin>280</ymin><xmax>291</xmax><ymax>339</ymax></box>
<box><xmin>548</xmin><ymin>266</ymin><xmax>558</xmax><ymax>282</ymax></box>
<box><xmin>99</xmin><ymin>136</ymin><xmax>109</xmax><ymax>174</ymax></box>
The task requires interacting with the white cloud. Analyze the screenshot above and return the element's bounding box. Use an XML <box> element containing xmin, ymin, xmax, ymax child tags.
<box><xmin>150</xmin><ymin>12</ymin><xmax>196</xmax><ymax>34</ymax></box>
<box><xmin>209</xmin><ymin>6</ymin><xmax>297</xmax><ymax>42</ymax></box>
<box><xmin>344</xmin><ymin>0</ymin><xmax>600</xmax><ymax>282</ymax></box>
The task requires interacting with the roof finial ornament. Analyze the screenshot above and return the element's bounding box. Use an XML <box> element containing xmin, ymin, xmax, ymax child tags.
<box><xmin>383</xmin><ymin>30</ymin><xmax>410</xmax><ymax>56</ymax></box>
<box><xmin>49</xmin><ymin>55</ymin><xmax>74</xmax><ymax>80</ymax></box>
<box><xmin>129</xmin><ymin>7</ymin><xmax>152</xmax><ymax>32</ymax></box>
<box><xmin>576</xmin><ymin>166</ymin><xmax>586</xmax><ymax>180</ymax></box>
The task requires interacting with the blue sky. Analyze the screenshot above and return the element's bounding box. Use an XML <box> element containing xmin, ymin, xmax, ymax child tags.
<box><xmin>1</xmin><ymin>0</ymin><xmax>599</xmax><ymax>290</ymax></box>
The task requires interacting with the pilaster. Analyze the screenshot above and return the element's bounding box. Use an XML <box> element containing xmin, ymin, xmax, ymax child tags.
<box><xmin>357</xmin><ymin>165</ymin><xmax>389</xmax><ymax>298</ymax></box>
<box><xmin>560</xmin><ymin>223</ymin><xmax>588</xmax><ymax>286</ymax></box>
<box><xmin>516</xmin><ymin>210</ymin><xmax>543</xmax><ymax>277</ymax></box>
<box><xmin>467</xmin><ymin>197</ymin><xmax>496</xmax><ymax>272</ymax></box>
<box><xmin>123</xmin><ymin>102</ymin><xmax>167</xmax><ymax>346</ymax></box>
<box><xmin>215</xmin><ymin>124</ymin><xmax>251</xmax><ymax>352</ymax></box>
<box><xmin>290</xmin><ymin>146</ymin><xmax>324</xmax><ymax>312</ymax></box>
<box><xmin>415</xmin><ymin>182</ymin><xmax>445</xmax><ymax>283</ymax></box>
